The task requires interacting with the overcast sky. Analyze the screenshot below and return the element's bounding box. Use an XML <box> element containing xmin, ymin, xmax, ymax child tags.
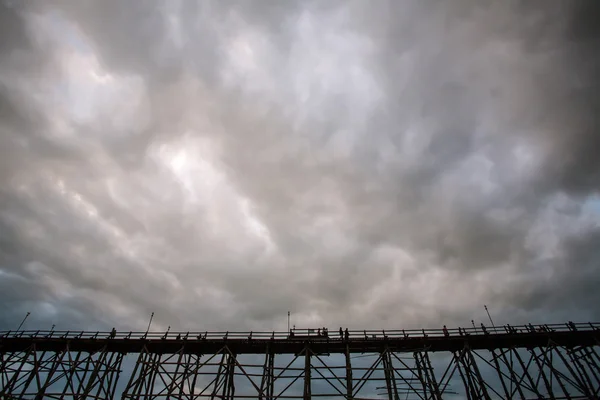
<box><xmin>1</xmin><ymin>0</ymin><xmax>599</xmax><ymax>334</ymax></box>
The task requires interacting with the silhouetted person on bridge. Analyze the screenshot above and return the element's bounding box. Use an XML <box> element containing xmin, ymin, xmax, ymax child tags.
<box><xmin>568</xmin><ymin>321</ymin><xmax>577</xmax><ymax>331</ymax></box>
<box><xmin>442</xmin><ymin>325</ymin><xmax>449</xmax><ymax>337</ymax></box>
<box><xmin>110</xmin><ymin>328</ymin><xmax>116</xmax><ymax>339</ymax></box>
<box><xmin>480</xmin><ymin>323</ymin><xmax>488</xmax><ymax>335</ymax></box>
<box><xmin>339</xmin><ymin>327</ymin><xmax>343</xmax><ymax>339</ymax></box>
<box><xmin>344</xmin><ymin>328</ymin><xmax>349</xmax><ymax>341</ymax></box>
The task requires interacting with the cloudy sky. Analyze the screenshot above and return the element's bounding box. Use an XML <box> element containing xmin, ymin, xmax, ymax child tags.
<box><xmin>1</xmin><ymin>0</ymin><xmax>599</xmax><ymax>334</ymax></box>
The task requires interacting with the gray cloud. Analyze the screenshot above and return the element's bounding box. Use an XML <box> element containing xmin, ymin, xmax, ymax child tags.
<box><xmin>1</xmin><ymin>0</ymin><xmax>599</xmax><ymax>335</ymax></box>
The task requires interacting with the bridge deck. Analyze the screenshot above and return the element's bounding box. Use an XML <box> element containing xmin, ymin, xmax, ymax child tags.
<box><xmin>1</xmin><ymin>322</ymin><xmax>598</xmax><ymax>354</ymax></box>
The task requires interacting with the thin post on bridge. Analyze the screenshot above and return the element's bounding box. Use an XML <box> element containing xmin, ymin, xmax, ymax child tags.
<box><xmin>484</xmin><ymin>305</ymin><xmax>497</xmax><ymax>333</ymax></box>
<box><xmin>16</xmin><ymin>312</ymin><xmax>30</xmax><ymax>331</ymax></box>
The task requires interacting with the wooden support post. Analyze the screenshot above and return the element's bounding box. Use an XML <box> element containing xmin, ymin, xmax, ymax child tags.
<box><xmin>422</xmin><ymin>351</ymin><xmax>443</xmax><ymax>400</ymax></box>
<box><xmin>345</xmin><ymin>344</ymin><xmax>353</xmax><ymax>400</ymax></box>
<box><xmin>304</xmin><ymin>347</ymin><xmax>311</xmax><ymax>400</ymax></box>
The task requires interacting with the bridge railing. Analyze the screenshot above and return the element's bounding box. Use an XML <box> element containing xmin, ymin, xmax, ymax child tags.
<box><xmin>1</xmin><ymin>321</ymin><xmax>598</xmax><ymax>341</ymax></box>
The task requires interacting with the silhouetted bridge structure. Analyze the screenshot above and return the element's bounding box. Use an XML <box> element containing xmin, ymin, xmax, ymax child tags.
<box><xmin>1</xmin><ymin>322</ymin><xmax>599</xmax><ymax>399</ymax></box>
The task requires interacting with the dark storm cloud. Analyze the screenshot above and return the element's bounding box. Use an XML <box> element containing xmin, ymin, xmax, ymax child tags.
<box><xmin>545</xmin><ymin>1</ymin><xmax>600</xmax><ymax>194</ymax></box>
<box><xmin>0</xmin><ymin>2</ymin><xmax>30</xmax><ymax>57</ymax></box>
<box><xmin>1</xmin><ymin>0</ymin><xmax>599</xmax><ymax>334</ymax></box>
<box><xmin>505</xmin><ymin>229</ymin><xmax>600</xmax><ymax>319</ymax></box>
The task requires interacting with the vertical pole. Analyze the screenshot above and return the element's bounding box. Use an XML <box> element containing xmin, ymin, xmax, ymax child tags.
<box><xmin>541</xmin><ymin>347</ymin><xmax>571</xmax><ymax>400</ymax></box>
<box><xmin>499</xmin><ymin>349</ymin><xmax>525</xmax><ymax>400</ymax></box>
<box><xmin>530</xmin><ymin>348</ymin><xmax>554</xmax><ymax>399</ymax></box>
<box><xmin>16</xmin><ymin>312</ymin><xmax>31</xmax><ymax>331</ymax></box>
<box><xmin>229</xmin><ymin>353</ymin><xmax>237</xmax><ymax>400</ymax></box>
<box><xmin>554</xmin><ymin>347</ymin><xmax>593</xmax><ymax>398</ymax></box>
<box><xmin>166</xmin><ymin>346</ymin><xmax>186</xmax><ymax>398</ymax></box>
<box><xmin>211</xmin><ymin>353</ymin><xmax>227</xmax><ymax>400</ymax></box>
<box><xmin>145</xmin><ymin>312</ymin><xmax>154</xmax><ymax>336</ymax></box>
<box><xmin>465</xmin><ymin>348</ymin><xmax>491</xmax><ymax>400</ymax></box>
<box><xmin>422</xmin><ymin>351</ymin><xmax>443</xmax><ymax>400</ymax></box>
<box><xmin>484</xmin><ymin>305</ymin><xmax>497</xmax><ymax>333</ymax></box>
<box><xmin>580</xmin><ymin>347</ymin><xmax>600</xmax><ymax>383</ymax></box>
<box><xmin>74</xmin><ymin>351</ymin><xmax>95</xmax><ymax>398</ymax></box>
<box><xmin>268</xmin><ymin>351</ymin><xmax>275</xmax><ymax>399</ymax></box>
<box><xmin>458</xmin><ymin>349</ymin><xmax>479</xmax><ymax>400</ymax></box>
<box><xmin>146</xmin><ymin>353</ymin><xmax>161</xmax><ymax>397</ymax></box>
<box><xmin>567</xmin><ymin>350</ymin><xmax>595</xmax><ymax>397</ymax></box>
<box><xmin>267</xmin><ymin>353</ymin><xmax>275</xmax><ymax>400</ymax></box>
<box><xmin>106</xmin><ymin>352</ymin><xmax>123</xmax><ymax>400</ymax></box>
<box><xmin>0</xmin><ymin>352</ymin><xmax>7</xmax><ymax>390</ymax></box>
<box><xmin>93</xmin><ymin>351</ymin><xmax>119</xmax><ymax>398</ymax></box>
<box><xmin>260</xmin><ymin>346</ymin><xmax>274</xmax><ymax>400</ymax></box>
<box><xmin>304</xmin><ymin>348</ymin><xmax>311</xmax><ymax>400</ymax></box>
<box><xmin>61</xmin><ymin>347</ymin><xmax>82</xmax><ymax>397</ymax></box>
<box><xmin>222</xmin><ymin>353</ymin><xmax>236</xmax><ymax>400</ymax></box>
<box><xmin>260</xmin><ymin>347</ymin><xmax>269</xmax><ymax>400</ymax></box>
<box><xmin>3</xmin><ymin>345</ymin><xmax>34</xmax><ymax>396</ymax></box>
<box><xmin>189</xmin><ymin>354</ymin><xmax>202</xmax><ymax>399</ymax></box>
<box><xmin>29</xmin><ymin>349</ymin><xmax>48</xmax><ymax>397</ymax></box>
<box><xmin>97</xmin><ymin>352</ymin><xmax>116</xmax><ymax>398</ymax></box>
<box><xmin>513</xmin><ymin>348</ymin><xmax>543</xmax><ymax>398</ymax></box>
<box><xmin>105</xmin><ymin>352</ymin><xmax>122</xmax><ymax>398</ymax></box>
<box><xmin>170</xmin><ymin>351</ymin><xmax>185</xmax><ymax>397</ymax></box>
<box><xmin>586</xmin><ymin>346</ymin><xmax>600</xmax><ymax>373</ymax></box>
<box><xmin>490</xmin><ymin>350</ymin><xmax>511</xmax><ymax>399</ymax></box>
<box><xmin>80</xmin><ymin>347</ymin><xmax>111</xmax><ymax>398</ymax></box>
<box><xmin>414</xmin><ymin>352</ymin><xmax>428</xmax><ymax>399</ymax></box>
<box><xmin>454</xmin><ymin>351</ymin><xmax>473</xmax><ymax>400</ymax></box>
<box><xmin>176</xmin><ymin>353</ymin><xmax>191</xmax><ymax>398</ymax></box>
<box><xmin>143</xmin><ymin>352</ymin><xmax>160</xmax><ymax>399</ymax></box>
<box><xmin>345</xmin><ymin>344</ymin><xmax>353</xmax><ymax>400</ymax></box>
<box><xmin>382</xmin><ymin>350</ymin><xmax>396</xmax><ymax>400</ymax></box>
<box><xmin>121</xmin><ymin>347</ymin><xmax>147</xmax><ymax>399</ymax></box>
<box><xmin>34</xmin><ymin>348</ymin><xmax>67</xmax><ymax>399</ymax></box>
<box><xmin>389</xmin><ymin>352</ymin><xmax>399</xmax><ymax>400</ymax></box>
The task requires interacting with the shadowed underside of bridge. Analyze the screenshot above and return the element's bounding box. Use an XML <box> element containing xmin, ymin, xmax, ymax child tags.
<box><xmin>0</xmin><ymin>323</ymin><xmax>599</xmax><ymax>399</ymax></box>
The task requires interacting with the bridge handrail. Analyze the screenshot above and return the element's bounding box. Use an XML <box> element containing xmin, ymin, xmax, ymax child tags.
<box><xmin>0</xmin><ymin>322</ymin><xmax>597</xmax><ymax>341</ymax></box>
